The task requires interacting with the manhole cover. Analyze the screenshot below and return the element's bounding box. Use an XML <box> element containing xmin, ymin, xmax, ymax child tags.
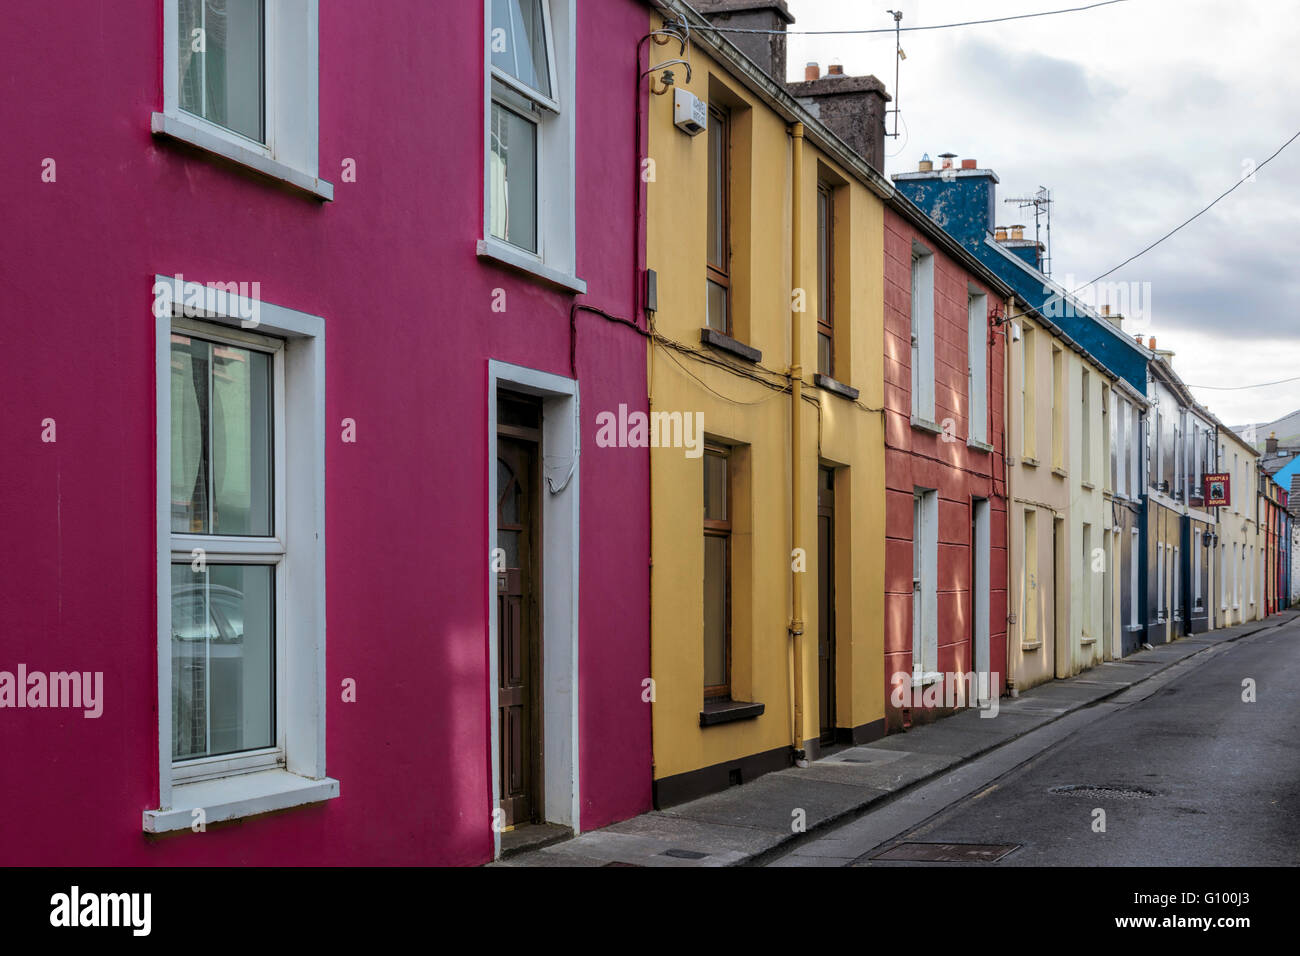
<box><xmin>871</xmin><ymin>842</ymin><xmax>1019</xmax><ymax>863</ymax></box>
<box><xmin>662</xmin><ymin>848</ymin><xmax>709</xmax><ymax>859</ymax></box>
<box><xmin>1049</xmin><ymin>784</ymin><xmax>1155</xmax><ymax>799</ymax></box>
<box><xmin>602</xmin><ymin>861</ymin><xmax>642</xmax><ymax>867</ymax></box>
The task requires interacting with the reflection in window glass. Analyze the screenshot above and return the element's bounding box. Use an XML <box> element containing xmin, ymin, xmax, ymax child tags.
<box><xmin>490</xmin><ymin>99</ymin><xmax>539</xmax><ymax>253</ymax></box>
<box><xmin>170</xmin><ymin>334</ymin><xmax>273</xmax><ymax>536</ymax></box>
<box><xmin>171</xmin><ymin>563</ymin><xmax>274</xmax><ymax>760</ymax></box>
<box><xmin>178</xmin><ymin>0</ymin><xmax>265</xmax><ymax>142</ymax></box>
<box><xmin>491</xmin><ymin>0</ymin><xmax>552</xmax><ymax>98</ymax></box>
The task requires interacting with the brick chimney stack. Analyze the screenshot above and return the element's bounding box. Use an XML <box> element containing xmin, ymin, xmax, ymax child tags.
<box><xmin>785</xmin><ymin>66</ymin><xmax>891</xmax><ymax>172</ymax></box>
<box><xmin>1267</xmin><ymin>432</ymin><xmax>1279</xmax><ymax>455</ymax></box>
<box><xmin>692</xmin><ymin>1</ymin><xmax>795</xmax><ymax>81</ymax></box>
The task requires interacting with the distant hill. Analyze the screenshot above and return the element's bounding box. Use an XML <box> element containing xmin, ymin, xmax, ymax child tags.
<box><xmin>1232</xmin><ymin>408</ymin><xmax>1300</xmax><ymax>450</ymax></box>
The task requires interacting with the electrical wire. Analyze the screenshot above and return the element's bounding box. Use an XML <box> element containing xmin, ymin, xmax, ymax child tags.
<box><xmin>1186</xmin><ymin>373</ymin><xmax>1300</xmax><ymax>392</ymax></box>
<box><xmin>998</xmin><ymin>125</ymin><xmax>1300</xmax><ymax>326</ymax></box>
<box><xmin>689</xmin><ymin>0</ymin><xmax>1131</xmax><ymax>36</ymax></box>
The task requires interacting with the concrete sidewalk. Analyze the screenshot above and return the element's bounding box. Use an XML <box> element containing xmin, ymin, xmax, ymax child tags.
<box><xmin>498</xmin><ymin>611</ymin><xmax>1299</xmax><ymax>867</ymax></box>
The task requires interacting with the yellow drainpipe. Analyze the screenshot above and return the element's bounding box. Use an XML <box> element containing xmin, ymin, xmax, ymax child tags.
<box><xmin>789</xmin><ymin>123</ymin><xmax>806</xmax><ymax>761</ymax></box>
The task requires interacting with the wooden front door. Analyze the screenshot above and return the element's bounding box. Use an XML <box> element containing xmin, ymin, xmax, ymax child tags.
<box><xmin>817</xmin><ymin>467</ymin><xmax>836</xmax><ymax>745</ymax></box>
<box><xmin>497</xmin><ymin>426</ymin><xmax>541</xmax><ymax>828</ymax></box>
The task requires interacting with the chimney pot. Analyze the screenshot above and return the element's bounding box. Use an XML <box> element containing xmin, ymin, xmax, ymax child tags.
<box><xmin>1135</xmin><ymin>333</ymin><xmax>1144</xmax><ymax>344</ymax></box>
<box><xmin>1148</xmin><ymin>336</ymin><xmax>1157</xmax><ymax>350</ymax></box>
<box><xmin>1010</xmin><ymin>224</ymin><xmax>1025</xmax><ymax>240</ymax></box>
<box><xmin>827</xmin><ymin>62</ymin><xmax>844</xmax><ymax>76</ymax></box>
<box><xmin>939</xmin><ymin>152</ymin><xmax>956</xmax><ymax>169</ymax></box>
<box><xmin>1102</xmin><ymin>304</ymin><xmax>1110</xmax><ymax>316</ymax></box>
<box><xmin>805</xmin><ymin>61</ymin><xmax>820</xmax><ymax>81</ymax></box>
<box><xmin>961</xmin><ymin>158</ymin><xmax>977</xmax><ymax>169</ymax></box>
<box><xmin>918</xmin><ymin>153</ymin><xmax>933</xmax><ymax>172</ymax></box>
<box><xmin>994</xmin><ymin>226</ymin><xmax>1007</xmax><ymax>241</ymax></box>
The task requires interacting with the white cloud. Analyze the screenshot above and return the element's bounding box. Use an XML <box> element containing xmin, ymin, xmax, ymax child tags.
<box><xmin>784</xmin><ymin>0</ymin><xmax>1300</xmax><ymax>421</ymax></box>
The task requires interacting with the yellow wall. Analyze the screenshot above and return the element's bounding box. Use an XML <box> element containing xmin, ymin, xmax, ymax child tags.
<box><xmin>646</xmin><ymin>28</ymin><xmax>885</xmax><ymax>785</ymax></box>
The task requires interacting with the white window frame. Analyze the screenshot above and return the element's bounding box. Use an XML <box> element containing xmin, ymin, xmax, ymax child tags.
<box><xmin>479</xmin><ymin>0</ymin><xmax>584</xmax><ymax>293</ymax></box>
<box><xmin>910</xmin><ymin>245</ymin><xmax>936</xmax><ymax>424</ymax></box>
<box><xmin>1129</xmin><ymin>529</ymin><xmax>1140</xmax><ymax>628</ymax></box>
<box><xmin>154</xmin><ymin>0</ymin><xmax>332</xmax><ymax>200</ymax></box>
<box><xmin>146</xmin><ymin>274</ymin><xmax>335</xmax><ymax>833</ymax></box>
<box><xmin>912</xmin><ymin>488</ymin><xmax>939</xmax><ymax>683</ymax></box>
<box><xmin>967</xmin><ymin>289</ymin><xmax>988</xmax><ymax>445</ymax></box>
<box><xmin>168</xmin><ymin>317</ymin><xmax>287</xmax><ymax>786</ymax></box>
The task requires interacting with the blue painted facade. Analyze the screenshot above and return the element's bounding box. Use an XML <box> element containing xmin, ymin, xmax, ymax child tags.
<box><xmin>891</xmin><ymin>161</ymin><xmax>1160</xmax><ymax>657</ymax></box>
<box><xmin>893</xmin><ymin>168</ymin><xmax>1151</xmax><ymax>393</ymax></box>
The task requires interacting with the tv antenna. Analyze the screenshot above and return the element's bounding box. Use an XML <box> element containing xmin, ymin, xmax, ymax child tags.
<box><xmin>885</xmin><ymin>9</ymin><xmax>904</xmax><ymax>138</ymax></box>
<box><xmin>1003</xmin><ymin>186</ymin><xmax>1053</xmax><ymax>276</ymax></box>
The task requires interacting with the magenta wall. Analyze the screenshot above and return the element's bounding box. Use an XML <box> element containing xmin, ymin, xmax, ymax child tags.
<box><xmin>0</xmin><ymin>0</ymin><xmax>651</xmax><ymax>865</ymax></box>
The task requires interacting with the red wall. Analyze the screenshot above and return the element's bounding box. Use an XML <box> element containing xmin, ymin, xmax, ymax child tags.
<box><xmin>882</xmin><ymin>208</ymin><xmax>1008</xmax><ymax>729</ymax></box>
<box><xmin>0</xmin><ymin>0</ymin><xmax>651</xmax><ymax>865</ymax></box>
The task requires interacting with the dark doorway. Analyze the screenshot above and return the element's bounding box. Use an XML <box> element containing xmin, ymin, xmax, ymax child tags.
<box><xmin>497</xmin><ymin>394</ymin><xmax>542</xmax><ymax>828</ymax></box>
<box><xmin>817</xmin><ymin>467</ymin><xmax>836</xmax><ymax>745</ymax></box>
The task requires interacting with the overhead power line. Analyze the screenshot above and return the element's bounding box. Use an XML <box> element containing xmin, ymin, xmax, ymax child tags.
<box><xmin>1187</xmin><ymin>374</ymin><xmax>1300</xmax><ymax>392</ymax></box>
<box><xmin>688</xmin><ymin>0</ymin><xmax>1131</xmax><ymax>36</ymax></box>
<box><xmin>1086</xmin><ymin>127</ymin><xmax>1300</xmax><ymax>286</ymax></box>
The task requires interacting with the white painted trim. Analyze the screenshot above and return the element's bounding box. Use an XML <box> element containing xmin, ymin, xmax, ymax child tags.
<box><xmin>157</xmin><ymin>0</ymin><xmax>332</xmax><ymax>200</ymax></box>
<box><xmin>973</xmin><ymin>498</ymin><xmax>991</xmax><ymax>696</ymax></box>
<box><xmin>476</xmin><ymin>238</ymin><xmax>587</xmax><ymax>294</ymax></box>
<box><xmin>482</xmin><ymin>0</ymin><xmax>577</xmax><ymax>278</ymax></box>
<box><xmin>486</xmin><ymin>360</ymin><xmax>581</xmax><ymax>859</ymax></box>
<box><xmin>143</xmin><ymin>769</ymin><xmax>339</xmax><ymax>834</ymax></box>
<box><xmin>151</xmin><ymin>112</ymin><xmax>334</xmax><ymax>200</ymax></box>
<box><xmin>152</xmin><ymin>274</ymin><xmax>330</xmax><ymax>826</ymax></box>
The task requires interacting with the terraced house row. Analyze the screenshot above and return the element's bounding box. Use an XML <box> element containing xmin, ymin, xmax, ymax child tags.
<box><xmin>1</xmin><ymin>0</ymin><xmax>1289</xmax><ymax>867</ymax></box>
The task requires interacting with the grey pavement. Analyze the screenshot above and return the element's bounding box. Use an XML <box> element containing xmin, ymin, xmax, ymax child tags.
<box><xmin>498</xmin><ymin>611</ymin><xmax>1299</xmax><ymax>867</ymax></box>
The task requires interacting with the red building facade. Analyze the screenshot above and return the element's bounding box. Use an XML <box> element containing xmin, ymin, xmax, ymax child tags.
<box><xmin>882</xmin><ymin>205</ymin><xmax>1008</xmax><ymax>730</ymax></box>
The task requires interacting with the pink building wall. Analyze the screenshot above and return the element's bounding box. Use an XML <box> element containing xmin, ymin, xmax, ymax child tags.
<box><xmin>882</xmin><ymin>208</ymin><xmax>1009</xmax><ymax>730</ymax></box>
<box><xmin>0</xmin><ymin>0</ymin><xmax>651</xmax><ymax>865</ymax></box>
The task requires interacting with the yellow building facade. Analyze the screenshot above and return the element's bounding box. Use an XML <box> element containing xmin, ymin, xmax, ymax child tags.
<box><xmin>644</xmin><ymin>11</ymin><xmax>889</xmax><ymax>804</ymax></box>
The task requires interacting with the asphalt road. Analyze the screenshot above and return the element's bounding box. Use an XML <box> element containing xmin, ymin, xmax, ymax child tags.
<box><xmin>771</xmin><ymin>616</ymin><xmax>1300</xmax><ymax>867</ymax></box>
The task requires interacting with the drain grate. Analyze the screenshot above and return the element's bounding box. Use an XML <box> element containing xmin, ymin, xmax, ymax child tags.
<box><xmin>871</xmin><ymin>842</ymin><xmax>1019</xmax><ymax>863</ymax></box>
<box><xmin>1049</xmin><ymin>784</ymin><xmax>1155</xmax><ymax>799</ymax></box>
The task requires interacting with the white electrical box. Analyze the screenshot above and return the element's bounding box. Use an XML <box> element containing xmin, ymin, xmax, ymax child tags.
<box><xmin>674</xmin><ymin>88</ymin><xmax>707</xmax><ymax>136</ymax></box>
<box><xmin>1010</xmin><ymin>321</ymin><xmax>1022</xmax><ymax>342</ymax></box>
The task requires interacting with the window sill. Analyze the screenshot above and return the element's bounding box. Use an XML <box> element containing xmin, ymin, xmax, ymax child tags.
<box><xmin>476</xmin><ymin>238</ymin><xmax>587</xmax><ymax>294</ymax></box>
<box><xmin>1081</xmin><ymin>636</ymin><xmax>1096</xmax><ymax>645</ymax></box>
<box><xmin>967</xmin><ymin>437</ymin><xmax>993</xmax><ymax>453</ymax></box>
<box><xmin>911</xmin><ymin>671</ymin><xmax>943</xmax><ymax>687</ymax></box>
<box><xmin>910</xmin><ymin>416</ymin><xmax>943</xmax><ymax>435</ymax></box>
<box><xmin>1022</xmin><ymin>456</ymin><xmax>1040</xmax><ymax>468</ymax></box>
<box><xmin>813</xmin><ymin>373</ymin><xmax>859</xmax><ymax>401</ymax></box>
<box><xmin>151</xmin><ymin>111</ymin><xmax>334</xmax><ymax>201</ymax></box>
<box><xmin>143</xmin><ymin>769</ymin><xmax>340</xmax><ymax>834</ymax></box>
<box><xmin>699</xmin><ymin>328</ymin><xmax>762</xmax><ymax>364</ymax></box>
<box><xmin>1081</xmin><ymin>481</ymin><xmax>1095</xmax><ymax>491</ymax></box>
<box><xmin>1021</xmin><ymin>641</ymin><xmax>1043</xmax><ymax>651</ymax></box>
<box><xmin>1052</xmin><ymin>466</ymin><xmax>1068</xmax><ymax>479</ymax></box>
<box><xmin>699</xmin><ymin>699</ymin><xmax>765</xmax><ymax>727</ymax></box>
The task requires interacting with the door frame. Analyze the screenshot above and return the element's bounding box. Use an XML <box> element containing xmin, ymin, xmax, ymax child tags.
<box><xmin>971</xmin><ymin>497</ymin><xmax>991</xmax><ymax>699</ymax></box>
<box><xmin>816</xmin><ymin>466</ymin><xmax>835</xmax><ymax>745</ymax></box>
<box><xmin>487</xmin><ymin>361</ymin><xmax>580</xmax><ymax>859</ymax></box>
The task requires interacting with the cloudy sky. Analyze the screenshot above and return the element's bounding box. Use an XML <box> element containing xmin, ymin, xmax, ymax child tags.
<box><xmin>783</xmin><ymin>0</ymin><xmax>1300</xmax><ymax>427</ymax></box>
